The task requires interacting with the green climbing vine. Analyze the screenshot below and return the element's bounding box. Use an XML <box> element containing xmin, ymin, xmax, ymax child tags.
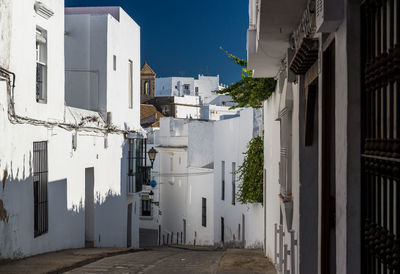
<box><xmin>216</xmin><ymin>47</ymin><xmax>276</xmax><ymax>109</ymax></box>
<box><xmin>236</xmin><ymin>136</ymin><xmax>264</xmax><ymax>204</ymax></box>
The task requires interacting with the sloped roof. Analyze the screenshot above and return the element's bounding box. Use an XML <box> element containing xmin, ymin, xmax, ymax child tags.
<box><xmin>141</xmin><ymin>62</ymin><xmax>156</xmax><ymax>76</ymax></box>
<box><xmin>140</xmin><ymin>104</ymin><xmax>164</xmax><ymax>127</ymax></box>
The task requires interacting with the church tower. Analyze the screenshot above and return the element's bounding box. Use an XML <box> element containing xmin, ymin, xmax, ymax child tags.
<box><xmin>140</xmin><ymin>62</ymin><xmax>156</xmax><ymax>103</ymax></box>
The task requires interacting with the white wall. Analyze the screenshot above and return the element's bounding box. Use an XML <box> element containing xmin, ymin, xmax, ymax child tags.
<box><xmin>186</xmin><ymin>167</ymin><xmax>214</xmax><ymax>245</ymax></box>
<box><xmin>156</xmin><ymin>77</ymin><xmax>194</xmax><ymax>97</ymax></box>
<box><xmin>65</xmin><ymin>7</ymin><xmax>141</xmax><ymax>131</ymax></box>
<box><xmin>157</xmin><ymin>118</ymin><xmax>215</xmax><ymax>246</ymax></box>
<box><xmin>187</xmin><ymin>120</ymin><xmax>214</xmax><ymax>167</ymax></box>
<box><xmin>10</xmin><ymin>0</ymin><xmax>65</xmax><ymax>122</ymax></box>
<box><xmin>0</xmin><ymin>3</ymin><xmax>142</xmax><ymax>258</ymax></box>
<box><xmin>194</xmin><ymin>75</ymin><xmax>219</xmax><ymax>99</ymax></box>
<box><xmin>174</xmin><ymin>95</ymin><xmax>201</xmax><ymax>119</ymax></box>
<box><xmin>213</xmin><ymin>108</ymin><xmax>264</xmax><ymax>248</ymax></box>
<box><xmin>0</xmin><ymin>0</ymin><xmax>12</xmax><ymax>69</ymax></box>
<box><xmin>201</xmin><ymin>105</ymin><xmax>240</xmax><ymax>121</ymax></box>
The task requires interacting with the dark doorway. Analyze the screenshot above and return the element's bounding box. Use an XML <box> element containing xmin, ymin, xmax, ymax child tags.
<box><xmin>221</xmin><ymin>217</ymin><xmax>225</xmax><ymax>244</ymax></box>
<box><xmin>127</xmin><ymin>203</ymin><xmax>132</xmax><ymax>247</ymax></box>
<box><xmin>321</xmin><ymin>41</ymin><xmax>336</xmax><ymax>274</ymax></box>
<box><xmin>242</xmin><ymin>214</ymin><xmax>245</xmax><ymax>247</ymax></box>
<box><xmin>85</xmin><ymin>168</ymin><xmax>94</xmax><ymax>248</ymax></box>
<box><xmin>183</xmin><ymin>219</ymin><xmax>186</xmax><ymax>244</ymax></box>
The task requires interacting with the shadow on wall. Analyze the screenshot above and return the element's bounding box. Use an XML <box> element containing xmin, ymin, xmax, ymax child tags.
<box><xmin>0</xmin><ymin>137</ymin><xmax>134</xmax><ymax>258</ymax></box>
<box><xmin>0</xmin><ymin>163</ymin><xmax>85</xmax><ymax>259</ymax></box>
<box><xmin>91</xmin><ymin>138</ymin><xmax>130</xmax><ymax>248</ymax></box>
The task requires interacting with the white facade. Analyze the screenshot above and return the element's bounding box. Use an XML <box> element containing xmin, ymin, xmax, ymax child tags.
<box><xmin>213</xmin><ymin>108</ymin><xmax>263</xmax><ymax>248</ymax></box>
<box><xmin>156</xmin><ymin>77</ymin><xmax>195</xmax><ymax>97</ymax></box>
<box><xmin>0</xmin><ymin>2</ymin><xmax>143</xmax><ymax>259</ymax></box>
<box><xmin>201</xmin><ymin>105</ymin><xmax>240</xmax><ymax>121</ymax></box>
<box><xmin>156</xmin><ymin>118</ymin><xmax>215</xmax><ymax>246</ymax></box>
<box><xmin>65</xmin><ymin>7</ymin><xmax>141</xmax><ymax>128</ymax></box>
<box><xmin>193</xmin><ymin>74</ymin><xmax>219</xmax><ymax>104</ymax></box>
<box><xmin>174</xmin><ymin>95</ymin><xmax>201</xmax><ymax>119</ymax></box>
<box><xmin>156</xmin><ymin>75</ymin><xmax>233</xmax><ymax>107</ymax></box>
<box><xmin>154</xmin><ymin>110</ymin><xmax>264</xmax><ymax>248</ymax></box>
<box><xmin>248</xmin><ymin>0</ymin><xmax>363</xmax><ymax>273</ymax></box>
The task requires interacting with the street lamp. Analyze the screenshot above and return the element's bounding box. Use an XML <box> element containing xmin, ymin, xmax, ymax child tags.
<box><xmin>147</xmin><ymin>147</ymin><xmax>158</xmax><ymax>168</ymax></box>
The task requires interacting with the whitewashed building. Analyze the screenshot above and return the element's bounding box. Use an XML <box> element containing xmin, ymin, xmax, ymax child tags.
<box><xmin>156</xmin><ymin>77</ymin><xmax>195</xmax><ymax>97</ymax></box>
<box><xmin>201</xmin><ymin>105</ymin><xmax>240</xmax><ymax>121</ymax></box>
<box><xmin>247</xmin><ymin>0</ymin><xmax>399</xmax><ymax>273</ymax></box>
<box><xmin>0</xmin><ymin>2</ymin><xmax>145</xmax><ymax>258</ymax></box>
<box><xmin>154</xmin><ymin>109</ymin><xmax>264</xmax><ymax>248</ymax></box>
<box><xmin>153</xmin><ymin>75</ymin><xmax>238</xmax><ymax>121</ymax></box>
<box><xmin>213</xmin><ymin>108</ymin><xmax>264</xmax><ymax>248</ymax></box>
<box><xmin>156</xmin><ymin>117</ymin><xmax>215</xmax><ymax>246</ymax></box>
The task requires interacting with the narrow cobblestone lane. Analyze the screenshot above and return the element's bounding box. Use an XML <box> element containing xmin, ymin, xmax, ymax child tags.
<box><xmin>64</xmin><ymin>247</ymin><xmax>276</xmax><ymax>274</ymax></box>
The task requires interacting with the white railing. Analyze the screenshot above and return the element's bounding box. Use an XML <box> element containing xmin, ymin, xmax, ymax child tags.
<box><xmin>274</xmin><ymin>223</ymin><xmax>297</xmax><ymax>274</ymax></box>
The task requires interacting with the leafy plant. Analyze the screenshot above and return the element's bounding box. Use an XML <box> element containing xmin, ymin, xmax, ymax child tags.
<box><xmin>236</xmin><ymin>136</ymin><xmax>264</xmax><ymax>204</ymax></box>
<box><xmin>216</xmin><ymin>47</ymin><xmax>276</xmax><ymax>109</ymax></box>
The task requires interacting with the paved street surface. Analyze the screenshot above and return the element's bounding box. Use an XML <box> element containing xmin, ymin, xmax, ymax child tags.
<box><xmin>0</xmin><ymin>248</ymin><xmax>133</xmax><ymax>274</ymax></box>
<box><xmin>65</xmin><ymin>247</ymin><xmax>276</xmax><ymax>274</ymax></box>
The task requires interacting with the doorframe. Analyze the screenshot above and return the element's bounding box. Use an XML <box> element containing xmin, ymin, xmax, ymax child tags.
<box><xmin>85</xmin><ymin>167</ymin><xmax>95</xmax><ymax>248</ymax></box>
<box><xmin>127</xmin><ymin>203</ymin><xmax>132</xmax><ymax>247</ymax></box>
<box><xmin>321</xmin><ymin>40</ymin><xmax>336</xmax><ymax>274</ymax></box>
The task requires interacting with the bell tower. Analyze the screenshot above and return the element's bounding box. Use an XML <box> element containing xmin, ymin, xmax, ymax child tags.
<box><xmin>140</xmin><ymin>62</ymin><xmax>156</xmax><ymax>103</ymax></box>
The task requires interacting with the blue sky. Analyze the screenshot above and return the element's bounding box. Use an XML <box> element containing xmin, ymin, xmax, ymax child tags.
<box><xmin>65</xmin><ymin>0</ymin><xmax>248</xmax><ymax>85</ymax></box>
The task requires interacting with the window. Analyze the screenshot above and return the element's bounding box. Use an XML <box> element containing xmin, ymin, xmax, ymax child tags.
<box><xmin>232</xmin><ymin>162</ymin><xmax>236</xmax><ymax>205</ymax></box>
<box><xmin>141</xmin><ymin>199</ymin><xmax>151</xmax><ymax>216</ymax></box>
<box><xmin>127</xmin><ymin>138</ymin><xmax>146</xmax><ymax>193</ymax></box>
<box><xmin>202</xmin><ymin>198</ymin><xmax>206</xmax><ymax>227</ymax></box>
<box><xmin>36</xmin><ymin>27</ymin><xmax>47</xmax><ymax>103</ymax></box>
<box><xmin>183</xmin><ymin>84</ymin><xmax>190</xmax><ymax>95</ymax></box>
<box><xmin>221</xmin><ymin>161</ymin><xmax>225</xmax><ymax>200</ymax></box>
<box><xmin>33</xmin><ymin>141</ymin><xmax>48</xmax><ymax>237</ymax></box>
<box><xmin>128</xmin><ymin>60</ymin><xmax>133</xmax><ymax>108</ymax></box>
<box><xmin>195</xmin><ymin>87</ymin><xmax>199</xmax><ymax>96</ymax></box>
<box><xmin>113</xmin><ymin>55</ymin><xmax>117</xmax><ymax>71</ymax></box>
<box><xmin>144</xmin><ymin>81</ymin><xmax>150</xmax><ymax>95</ymax></box>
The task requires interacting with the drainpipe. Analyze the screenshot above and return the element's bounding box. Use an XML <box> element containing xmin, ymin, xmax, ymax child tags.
<box><xmin>0</xmin><ymin>66</ymin><xmax>16</xmax><ymax>99</ymax></box>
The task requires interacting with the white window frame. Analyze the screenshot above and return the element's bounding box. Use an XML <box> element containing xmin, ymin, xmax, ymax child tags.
<box><xmin>36</xmin><ymin>27</ymin><xmax>47</xmax><ymax>103</ymax></box>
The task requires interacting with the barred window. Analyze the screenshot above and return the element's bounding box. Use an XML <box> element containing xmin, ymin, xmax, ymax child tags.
<box><xmin>33</xmin><ymin>141</ymin><xmax>48</xmax><ymax>237</ymax></box>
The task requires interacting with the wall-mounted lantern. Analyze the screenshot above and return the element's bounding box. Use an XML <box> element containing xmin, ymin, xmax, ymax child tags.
<box><xmin>147</xmin><ymin>147</ymin><xmax>158</xmax><ymax>168</ymax></box>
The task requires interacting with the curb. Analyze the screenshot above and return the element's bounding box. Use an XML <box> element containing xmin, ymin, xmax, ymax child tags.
<box><xmin>166</xmin><ymin>245</ymin><xmax>224</xmax><ymax>252</ymax></box>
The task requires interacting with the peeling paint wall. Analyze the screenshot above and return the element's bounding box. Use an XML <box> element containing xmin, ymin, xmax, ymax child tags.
<box><xmin>0</xmin><ymin>0</ymin><xmax>12</xmax><ymax>68</ymax></box>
